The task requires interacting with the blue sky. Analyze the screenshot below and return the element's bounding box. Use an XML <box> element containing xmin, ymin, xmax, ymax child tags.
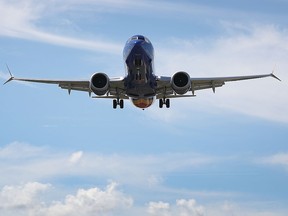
<box><xmin>0</xmin><ymin>0</ymin><xmax>288</xmax><ymax>215</ymax></box>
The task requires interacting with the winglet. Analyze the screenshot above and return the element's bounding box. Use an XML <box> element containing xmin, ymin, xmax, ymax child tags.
<box><xmin>271</xmin><ymin>64</ymin><xmax>281</xmax><ymax>81</ymax></box>
<box><xmin>270</xmin><ymin>73</ymin><xmax>281</xmax><ymax>81</ymax></box>
<box><xmin>3</xmin><ymin>64</ymin><xmax>15</xmax><ymax>85</ymax></box>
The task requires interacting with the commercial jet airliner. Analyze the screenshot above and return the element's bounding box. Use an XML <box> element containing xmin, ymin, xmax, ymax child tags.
<box><xmin>4</xmin><ymin>35</ymin><xmax>280</xmax><ymax>109</ymax></box>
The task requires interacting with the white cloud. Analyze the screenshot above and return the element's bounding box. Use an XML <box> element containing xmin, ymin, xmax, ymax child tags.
<box><xmin>0</xmin><ymin>182</ymin><xmax>132</xmax><ymax>216</ymax></box>
<box><xmin>206</xmin><ymin>201</ymin><xmax>288</xmax><ymax>216</ymax></box>
<box><xmin>41</xmin><ymin>181</ymin><xmax>133</xmax><ymax>216</ymax></box>
<box><xmin>147</xmin><ymin>199</ymin><xmax>205</xmax><ymax>216</ymax></box>
<box><xmin>258</xmin><ymin>153</ymin><xmax>288</xmax><ymax>169</ymax></box>
<box><xmin>0</xmin><ymin>1</ymin><xmax>122</xmax><ymax>54</ymax></box>
<box><xmin>148</xmin><ymin>201</ymin><xmax>170</xmax><ymax>216</ymax></box>
<box><xmin>0</xmin><ymin>141</ymin><xmax>46</xmax><ymax>159</ymax></box>
<box><xmin>0</xmin><ymin>0</ymin><xmax>279</xmax><ymax>57</ymax></box>
<box><xmin>68</xmin><ymin>151</ymin><xmax>83</xmax><ymax>164</ymax></box>
<box><xmin>147</xmin><ymin>175</ymin><xmax>164</xmax><ymax>187</ymax></box>
<box><xmin>1</xmin><ymin>0</ymin><xmax>218</xmax><ymax>54</ymax></box>
<box><xmin>0</xmin><ymin>182</ymin><xmax>50</xmax><ymax>209</ymax></box>
<box><xmin>0</xmin><ymin>1</ymin><xmax>39</xmax><ymax>34</ymax></box>
<box><xmin>76</xmin><ymin>152</ymin><xmax>220</xmax><ymax>187</ymax></box>
<box><xmin>0</xmin><ymin>141</ymin><xmax>286</xmax><ymax>216</ymax></box>
<box><xmin>0</xmin><ymin>182</ymin><xmax>286</xmax><ymax>216</ymax></box>
<box><xmin>176</xmin><ymin>199</ymin><xmax>205</xmax><ymax>216</ymax></box>
<box><xmin>147</xmin><ymin>199</ymin><xmax>288</xmax><ymax>216</ymax></box>
<box><xmin>0</xmin><ymin>142</ymin><xmax>220</xmax><ymax>187</ymax></box>
<box><xmin>147</xmin><ymin>199</ymin><xmax>206</xmax><ymax>216</ymax></box>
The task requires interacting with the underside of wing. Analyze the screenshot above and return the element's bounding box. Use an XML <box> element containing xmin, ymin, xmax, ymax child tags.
<box><xmin>190</xmin><ymin>73</ymin><xmax>280</xmax><ymax>93</ymax></box>
<box><xmin>104</xmin><ymin>77</ymin><xmax>127</xmax><ymax>99</ymax></box>
<box><xmin>156</xmin><ymin>72</ymin><xmax>280</xmax><ymax>99</ymax></box>
<box><xmin>8</xmin><ymin>76</ymin><xmax>127</xmax><ymax>98</ymax></box>
<box><xmin>11</xmin><ymin>77</ymin><xmax>90</xmax><ymax>93</ymax></box>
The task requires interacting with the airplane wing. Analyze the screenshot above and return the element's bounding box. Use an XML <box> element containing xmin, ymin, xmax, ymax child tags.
<box><xmin>156</xmin><ymin>73</ymin><xmax>280</xmax><ymax>99</ymax></box>
<box><xmin>4</xmin><ymin>75</ymin><xmax>126</xmax><ymax>98</ymax></box>
<box><xmin>8</xmin><ymin>77</ymin><xmax>90</xmax><ymax>93</ymax></box>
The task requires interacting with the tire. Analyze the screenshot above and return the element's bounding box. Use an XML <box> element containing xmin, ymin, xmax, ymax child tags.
<box><xmin>166</xmin><ymin>99</ymin><xmax>170</xmax><ymax>108</ymax></box>
<box><xmin>120</xmin><ymin>99</ymin><xmax>124</xmax><ymax>109</ymax></box>
<box><xmin>159</xmin><ymin>99</ymin><xmax>163</xmax><ymax>108</ymax></box>
<box><xmin>113</xmin><ymin>99</ymin><xmax>117</xmax><ymax>109</ymax></box>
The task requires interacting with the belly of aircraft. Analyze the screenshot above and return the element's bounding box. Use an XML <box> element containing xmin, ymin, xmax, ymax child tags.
<box><xmin>126</xmin><ymin>82</ymin><xmax>155</xmax><ymax>97</ymax></box>
<box><xmin>126</xmin><ymin>83</ymin><xmax>156</xmax><ymax>109</ymax></box>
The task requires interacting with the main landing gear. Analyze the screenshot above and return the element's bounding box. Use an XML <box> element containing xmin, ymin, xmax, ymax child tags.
<box><xmin>159</xmin><ymin>98</ymin><xmax>170</xmax><ymax>108</ymax></box>
<box><xmin>113</xmin><ymin>99</ymin><xmax>124</xmax><ymax>109</ymax></box>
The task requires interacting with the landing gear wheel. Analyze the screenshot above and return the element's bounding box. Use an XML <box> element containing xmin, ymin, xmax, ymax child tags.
<box><xmin>119</xmin><ymin>99</ymin><xmax>124</xmax><ymax>109</ymax></box>
<box><xmin>159</xmin><ymin>99</ymin><xmax>164</xmax><ymax>108</ymax></box>
<box><xmin>113</xmin><ymin>99</ymin><xmax>117</xmax><ymax>109</ymax></box>
<box><xmin>166</xmin><ymin>99</ymin><xmax>170</xmax><ymax>108</ymax></box>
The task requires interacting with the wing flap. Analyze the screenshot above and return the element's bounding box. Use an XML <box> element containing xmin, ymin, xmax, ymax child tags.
<box><xmin>156</xmin><ymin>94</ymin><xmax>196</xmax><ymax>99</ymax></box>
<box><xmin>59</xmin><ymin>83</ymin><xmax>90</xmax><ymax>92</ymax></box>
<box><xmin>92</xmin><ymin>95</ymin><xmax>129</xmax><ymax>99</ymax></box>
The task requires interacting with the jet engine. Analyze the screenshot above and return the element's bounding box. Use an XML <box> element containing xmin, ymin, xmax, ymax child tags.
<box><xmin>171</xmin><ymin>71</ymin><xmax>191</xmax><ymax>95</ymax></box>
<box><xmin>89</xmin><ymin>73</ymin><xmax>109</xmax><ymax>96</ymax></box>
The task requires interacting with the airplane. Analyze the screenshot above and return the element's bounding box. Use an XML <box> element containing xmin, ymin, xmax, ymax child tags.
<box><xmin>4</xmin><ymin>35</ymin><xmax>280</xmax><ymax>109</ymax></box>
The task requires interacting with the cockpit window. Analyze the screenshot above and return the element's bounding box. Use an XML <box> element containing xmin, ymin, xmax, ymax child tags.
<box><xmin>137</xmin><ymin>35</ymin><xmax>145</xmax><ymax>40</ymax></box>
<box><xmin>128</xmin><ymin>35</ymin><xmax>151</xmax><ymax>43</ymax></box>
<box><xmin>131</xmin><ymin>35</ymin><xmax>145</xmax><ymax>41</ymax></box>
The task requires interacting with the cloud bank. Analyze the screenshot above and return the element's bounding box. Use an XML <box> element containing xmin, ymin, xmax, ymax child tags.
<box><xmin>258</xmin><ymin>153</ymin><xmax>288</xmax><ymax>170</ymax></box>
<box><xmin>0</xmin><ymin>182</ymin><xmax>286</xmax><ymax>216</ymax></box>
<box><xmin>0</xmin><ymin>139</ymin><xmax>287</xmax><ymax>216</ymax></box>
<box><xmin>0</xmin><ymin>141</ymin><xmax>287</xmax><ymax>215</ymax></box>
<box><xmin>0</xmin><ymin>142</ymin><xmax>219</xmax><ymax>187</ymax></box>
<box><xmin>0</xmin><ymin>181</ymin><xmax>132</xmax><ymax>216</ymax></box>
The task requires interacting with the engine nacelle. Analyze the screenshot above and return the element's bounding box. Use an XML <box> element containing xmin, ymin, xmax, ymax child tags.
<box><xmin>171</xmin><ymin>71</ymin><xmax>191</xmax><ymax>95</ymax></box>
<box><xmin>89</xmin><ymin>73</ymin><xmax>109</xmax><ymax>96</ymax></box>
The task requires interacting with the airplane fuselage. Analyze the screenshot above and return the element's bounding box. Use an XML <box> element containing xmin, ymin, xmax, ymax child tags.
<box><xmin>123</xmin><ymin>35</ymin><xmax>157</xmax><ymax>108</ymax></box>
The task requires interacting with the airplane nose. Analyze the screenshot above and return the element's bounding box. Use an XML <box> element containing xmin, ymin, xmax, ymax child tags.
<box><xmin>133</xmin><ymin>40</ymin><xmax>143</xmax><ymax>45</ymax></box>
<box><xmin>131</xmin><ymin>40</ymin><xmax>144</xmax><ymax>52</ymax></box>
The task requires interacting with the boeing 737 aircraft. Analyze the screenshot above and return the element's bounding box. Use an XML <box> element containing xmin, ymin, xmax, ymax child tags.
<box><xmin>5</xmin><ymin>35</ymin><xmax>280</xmax><ymax>109</ymax></box>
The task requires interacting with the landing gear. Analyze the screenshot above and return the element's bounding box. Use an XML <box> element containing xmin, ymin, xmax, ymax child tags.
<box><xmin>113</xmin><ymin>99</ymin><xmax>124</xmax><ymax>109</ymax></box>
<box><xmin>159</xmin><ymin>98</ymin><xmax>170</xmax><ymax>108</ymax></box>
